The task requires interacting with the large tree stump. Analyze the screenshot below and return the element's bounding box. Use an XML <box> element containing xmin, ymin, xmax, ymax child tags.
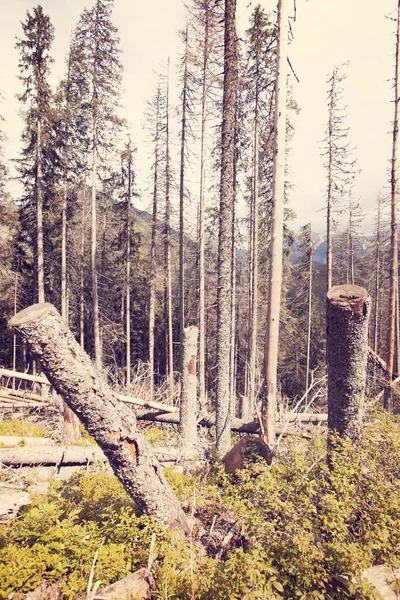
<box><xmin>179</xmin><ymin>326</ymin><xmax>198</xmax><ymax>454</ymax></box>
<box><xmin>8</xmin><ymin>303</ymin><xmax>189</xmax><ymax>534</ymax></box>
<box><xmin>326</xmin><ymin>285</ymin><xmax>371</xmax><ymax>444</ymax></box>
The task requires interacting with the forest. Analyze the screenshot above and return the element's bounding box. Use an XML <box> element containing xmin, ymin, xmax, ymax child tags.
<box><xmin>1</xmin><ymin>0</ymin><xmax>400</xmax><ymax>598</ymax></box>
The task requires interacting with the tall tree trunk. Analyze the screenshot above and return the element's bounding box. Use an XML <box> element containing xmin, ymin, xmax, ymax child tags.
<box><xmin>149</xmin><ymin>88</ymin><xmax>161</xmax><ymax>399</ymax></box>
<box><xmin>9</xmin><ymin>303</ymin><xmax>189</xmax><ymax>534</ymax></box>
<box><xmin>179</xmin><ymin>29</ymin><xmax>189</xmax><ymax>378</ymax></box>
<box><xmin>80</xmin><ymin>189</ymin><xmax>86</xmax><ymax>349</ymax></box>
<box><xmin>36</xmin><ymin>118</ymin><xmax>44</xmax><ymax>304</ymax></box>
<box><xmin>262</xmin><ymin>0</ymin><xmax>288</xmax><ymax>445</ymax></box>
<box><xmin>385</xmin><ymin>0</ymin><xmax>400</xmax><ymax>413</ymax></box>
<box><xmin>305</xmin><ymin>224</ymin><xmax>313</xmax><ymax>398</ymax></box>
<box><xmin>326</xmin><ymin>284</ymin><xmax>370</xmax><ymax>445</ymax></box>
<box><xmin>165</xmin><ymin>62</ymin><xmax>174</xmax><ymax>398</ymax></box>
<box><xmin>179</xmin><ymin>326</ymin><xmax>198</xmax><ymax>454</ymax></box>
<box><xmin>61</xmin><ymin>180</ymin><xmax>80</xmax><ymax>443</ymax></box>
<box><xmin>249</xmin><ymin>98</ymin><xmax>259</xmax><ymax>417</ymax></box>
<box><xmin>326</xmin><ymin>70</ymin><xmax>335</xmax><ymax>293</ymax></box>
<box><xmin>61</xmin><ymin>184</ymin><xmax>68</xmax><ymax>320</ymax></box>
<box><xmin>373</xmin><ymin>200</ymin><xmax>381</xmax><ymax>383</ymax></box>
<box><xmin>92</xmin><ymin>135</ymin><xmax>102</xmax><ymax>370</ymax></box>
<box><xmin>216</xmin><ymin>0</ymin><xmax>237</xmax><ymax>455</ymax></box>
<box><xmin>198</xmin><ymin>0</ymin><xmax>210</xmax><ymax>412</ymax></box>
<box><xmin>126</xmin><ymin>154</ymin><xmax>132</xmax><ymax>388</ymax></box>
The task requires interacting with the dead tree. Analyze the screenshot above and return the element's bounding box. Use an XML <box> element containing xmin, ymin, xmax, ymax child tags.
<box><xmin>326</xmin><ymin>284</ymin><xmax>371</xmax><ymax>444</ymax></box>
<box><xmin>8</xmin><ymin>303</ymin><xmax>189</xmax><ymax>534</ymax></box>
<box><xmin>179</xmin><ymin>326</ymin><xmax>198</xmax><ymax>453</ymax></box>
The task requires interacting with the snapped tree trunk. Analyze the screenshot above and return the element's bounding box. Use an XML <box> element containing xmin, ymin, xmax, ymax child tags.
<box><xmin>326</xmin><ymin>284</ymin><xmax>370</xmax><ymax>444</ymax></box>
<box><xmin>9</xmin><ymin>303</ymin><xmax>189</xmax><ymax>534</ymax></box>
<box><xmin>179</xmin><ymin>326</ymin><xmax>198</xmax><ymax>454</ymax></box>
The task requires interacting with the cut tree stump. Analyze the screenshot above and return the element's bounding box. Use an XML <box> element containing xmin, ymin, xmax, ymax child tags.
<box><xmin>326</xmin><ymin>284</ymin><xmax>371</xmax><ymax>445</ymax></box>
<box><xmin>8</xmin><ymin>303</ymin><xmax>189</xmax><ymax>534</ymax></box>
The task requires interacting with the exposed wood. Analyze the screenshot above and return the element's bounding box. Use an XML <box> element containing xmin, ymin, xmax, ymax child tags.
<box><xmin>9</xmin><ymin>303</ymin><xmax>189</xmax><ymax>533</ymax></box>
<box><xmin>179</xmin><ymin>326</ymin><xmax>198</xmax><ymax>453</ymax></box>
<box><xmin>0</xmin><ymin>368</ymin><xmax>50</xmax><ymax>385</ymax></box>
<box><xmin>326</xmin><ymin>284</ymin><xmax>371</xmax><ymax>444</ymax></box>
<box><xmin>223</xmin><ymin>437</ymin><xmax>272</xmax><ymax>474</ymax></box>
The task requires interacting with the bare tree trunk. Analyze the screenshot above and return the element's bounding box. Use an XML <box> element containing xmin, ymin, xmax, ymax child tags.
<box><xmin>165</xmin><ymin>62</ymin><xmax>174</xmax><ymax>398</ymax></box>
<box><xmin>262</xmin><ymin>0</ymin><xmax>288</xmax><ymax>445</ymax></box>
<box><xmin>179</xmin><ymin>29</ymin><xmax>189</xmax><ymax>379</ymax></box>
<box><xmin>149</xmin><ymin>89</ymin><xmax>161</xmax><ymax>400</ymax></box>
<box><xmin>9</xmin><ymin>303</ymin><xmax>189</xmax><ymax>534</ymax></box>
<box><xmin>216</xmin><ymin>0</ymin><xmax>237</xmax><ymax>455</ymax></box>
<box><xmin>92</xmin><ymin>136</ymin><xmax>102</xmax><ymax>370</ymax></box>
<box><xmin>327</xmin><ymin>284</ymin><xmax>370</xmax><ymax>445</ymax></box>
<box><xmin>80</xmin><ymin>189</ymin><xmax>86</xmax><ymax>349</ymax></box>
<box><xmin>61</xmin><ymin>184</ymin><xmax>68</xmax><ymax>320</ymax></box>
<box><xmin>36</xmin><ymin>119</ymin><xmax>45</xmax><ymax>304</ymax></box>
<box><xmin>198</xmin><ymin>1</ymin><xmax>210</xmax><ymax>413</ymax></box>
<box><xmin>305</xmin><ymin>226</ymin><xmax>313</xmax><ymax>398</ymax></box>
<box><xmin>385</xmin><ymin>0</ymin><xmax>400</xmax><ymax>413</ymax></box>
<box><xmin>326</xmin><ymin>70</ymin><xmax>335</xmax><ymax>293</ymax></box>
<box><xmin>179</xmin><ymin>326</ymin><xmax>198</xmax><ymax>454</ymax></box>
<box><xmin>13</xmin><ymin>273</ymin><xmax>18</xmax><ymax>383</ymax></box>
<box><xmin>126</xmin><ymin>155</ymin><xmax>132</xmax><ymax>388</ymax></box>
<box><xmin>249</xmin><ymin>104</ymin><xmax>259</xmax><ymax>417</ymax></box>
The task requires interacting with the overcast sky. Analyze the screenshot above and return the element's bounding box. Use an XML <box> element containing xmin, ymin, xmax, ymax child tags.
<box><xmin>0</xmin><ymin>0</ymin><xmax>397</xmax><ymax>234</ymax></box>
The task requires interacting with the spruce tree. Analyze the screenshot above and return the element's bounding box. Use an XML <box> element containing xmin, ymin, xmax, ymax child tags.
<box><xmin>71</xmin><ymin>0</ymin><xmax>123</xmax><ymax>369</ymax></box>
<box><xmin>16</xmin><ymin>5</ymin><xmax>55</xmax><ymax>305</ymax></box>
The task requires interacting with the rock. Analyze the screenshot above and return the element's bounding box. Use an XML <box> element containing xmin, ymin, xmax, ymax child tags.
<box><xmin>93</xmin><ymin>569</ymin><xmax>150</xmax><ymax>600</ymax></box>
<box><xmin>362</xmin><ymin>564</ymin><xmax>400</xmax><ymax>599</ymax></box>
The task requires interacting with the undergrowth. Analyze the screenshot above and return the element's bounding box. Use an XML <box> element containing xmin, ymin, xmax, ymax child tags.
<box><xmin>0</xmin><ymin>410</ymin><xmax>400</xmax><ymax>599</ymax></box>
<box><xmin>0</xmin><ymin>419</ymin><xmax>48</xmax><ymax>438</ymax></box>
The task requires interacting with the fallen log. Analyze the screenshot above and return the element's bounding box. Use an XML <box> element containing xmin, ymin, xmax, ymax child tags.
<box><xmin>135</xmin><ymin>410</ymin><xmax>327</xmax><ymax>431</ymax></box>
<box><xmin>0</xmin><ymin>368</ymin><xmax>50</xmax><ymax>385</ymax></box>
<box><xmin>0</xmin><ymin>445</ymin><xmax>196</xmax><ymax>466</ymax></box>
<box><xmin>9</xmin><ymin>303</ymin><xmax>188</xmax><ymax>534</ymax></box>
<box><xmin>0</xmin><ymin>387</ymin><xmax>46</xmax><ymax>402</ymax></box>
<box><xmin>0</xmin><ymin>369</ymin><xmax>178</xmax><ymax>414</ymax></box>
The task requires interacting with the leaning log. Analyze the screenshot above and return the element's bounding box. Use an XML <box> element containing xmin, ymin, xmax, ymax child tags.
<box><xmin>327</xmin><ymin>285</ymin><xmax>371</xmax><ymax>444</ymax></box>
<box><xmin>8</xmin><ymin>303</ymin><xmax>188</xmax><ymax>534</ymax></box>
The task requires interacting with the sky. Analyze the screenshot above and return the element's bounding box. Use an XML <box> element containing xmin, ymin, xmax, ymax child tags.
<box><xmin>0</xmin><ymin>0</ymin><xmax>397</xmax><ymax>235</ymax></box>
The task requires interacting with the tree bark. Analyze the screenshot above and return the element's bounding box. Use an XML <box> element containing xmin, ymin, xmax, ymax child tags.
<box><xmin>164</xmin><ymin>62</ymin><xmax>174</xmax><ymax>398</ymax></box>
<box><xmin>326</xmin><ymin>284</ymin><xmax>370</xmax><ymax>444</ymax></box>
<box><xmin>385</xmin><ymin>0</ymin><xmax>400</xmax><ymax>413</ymax></box>
<box><xmin>9</xmin><ymin>303</ymin><xmax>189</xmax><ymax>534</ymax></box>
<box><xmin>36</xmin><ymin>118</ymin><xmax>45</xmax><ymax>304</ymax></box>
<box><xmin>216</xmin><ymin>0</ymin><xmax>237</xmax><ymax>455</ymax></box>
<box><xmin>149</xmin><ymin>87</ymin><xmax>161</xmax><ymax>400</ymax></box>
<box><xmin>262</xmin><ymin>0</ymin><xmax>288</xmax><ymax>445</ymax></box>
<box><xmin>179</xmin><ymin>326</ymin><xmax>198</xmax><ymax>453</ymax></box>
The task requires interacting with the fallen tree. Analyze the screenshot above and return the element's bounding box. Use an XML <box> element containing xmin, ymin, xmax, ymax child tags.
<box><xmin>8</xmin><ymin>303</ymin><xmax>189</xmax><ymax>534</ymax></box>
<box><xmin>0</xmin><ymin>445</ymin><xmax>196</xmax><ymax>467</ymax></box>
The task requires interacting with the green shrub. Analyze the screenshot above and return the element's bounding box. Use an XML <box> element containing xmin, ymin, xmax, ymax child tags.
<box><xmin>0</xmin><ymin>419</ymin><xmax>48</xmax><ymax>438</ymax></box>
<box><xmin>1</xmin><ymin>410</ymin><xmax>400</xmax><ymax>599</ymax></box>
